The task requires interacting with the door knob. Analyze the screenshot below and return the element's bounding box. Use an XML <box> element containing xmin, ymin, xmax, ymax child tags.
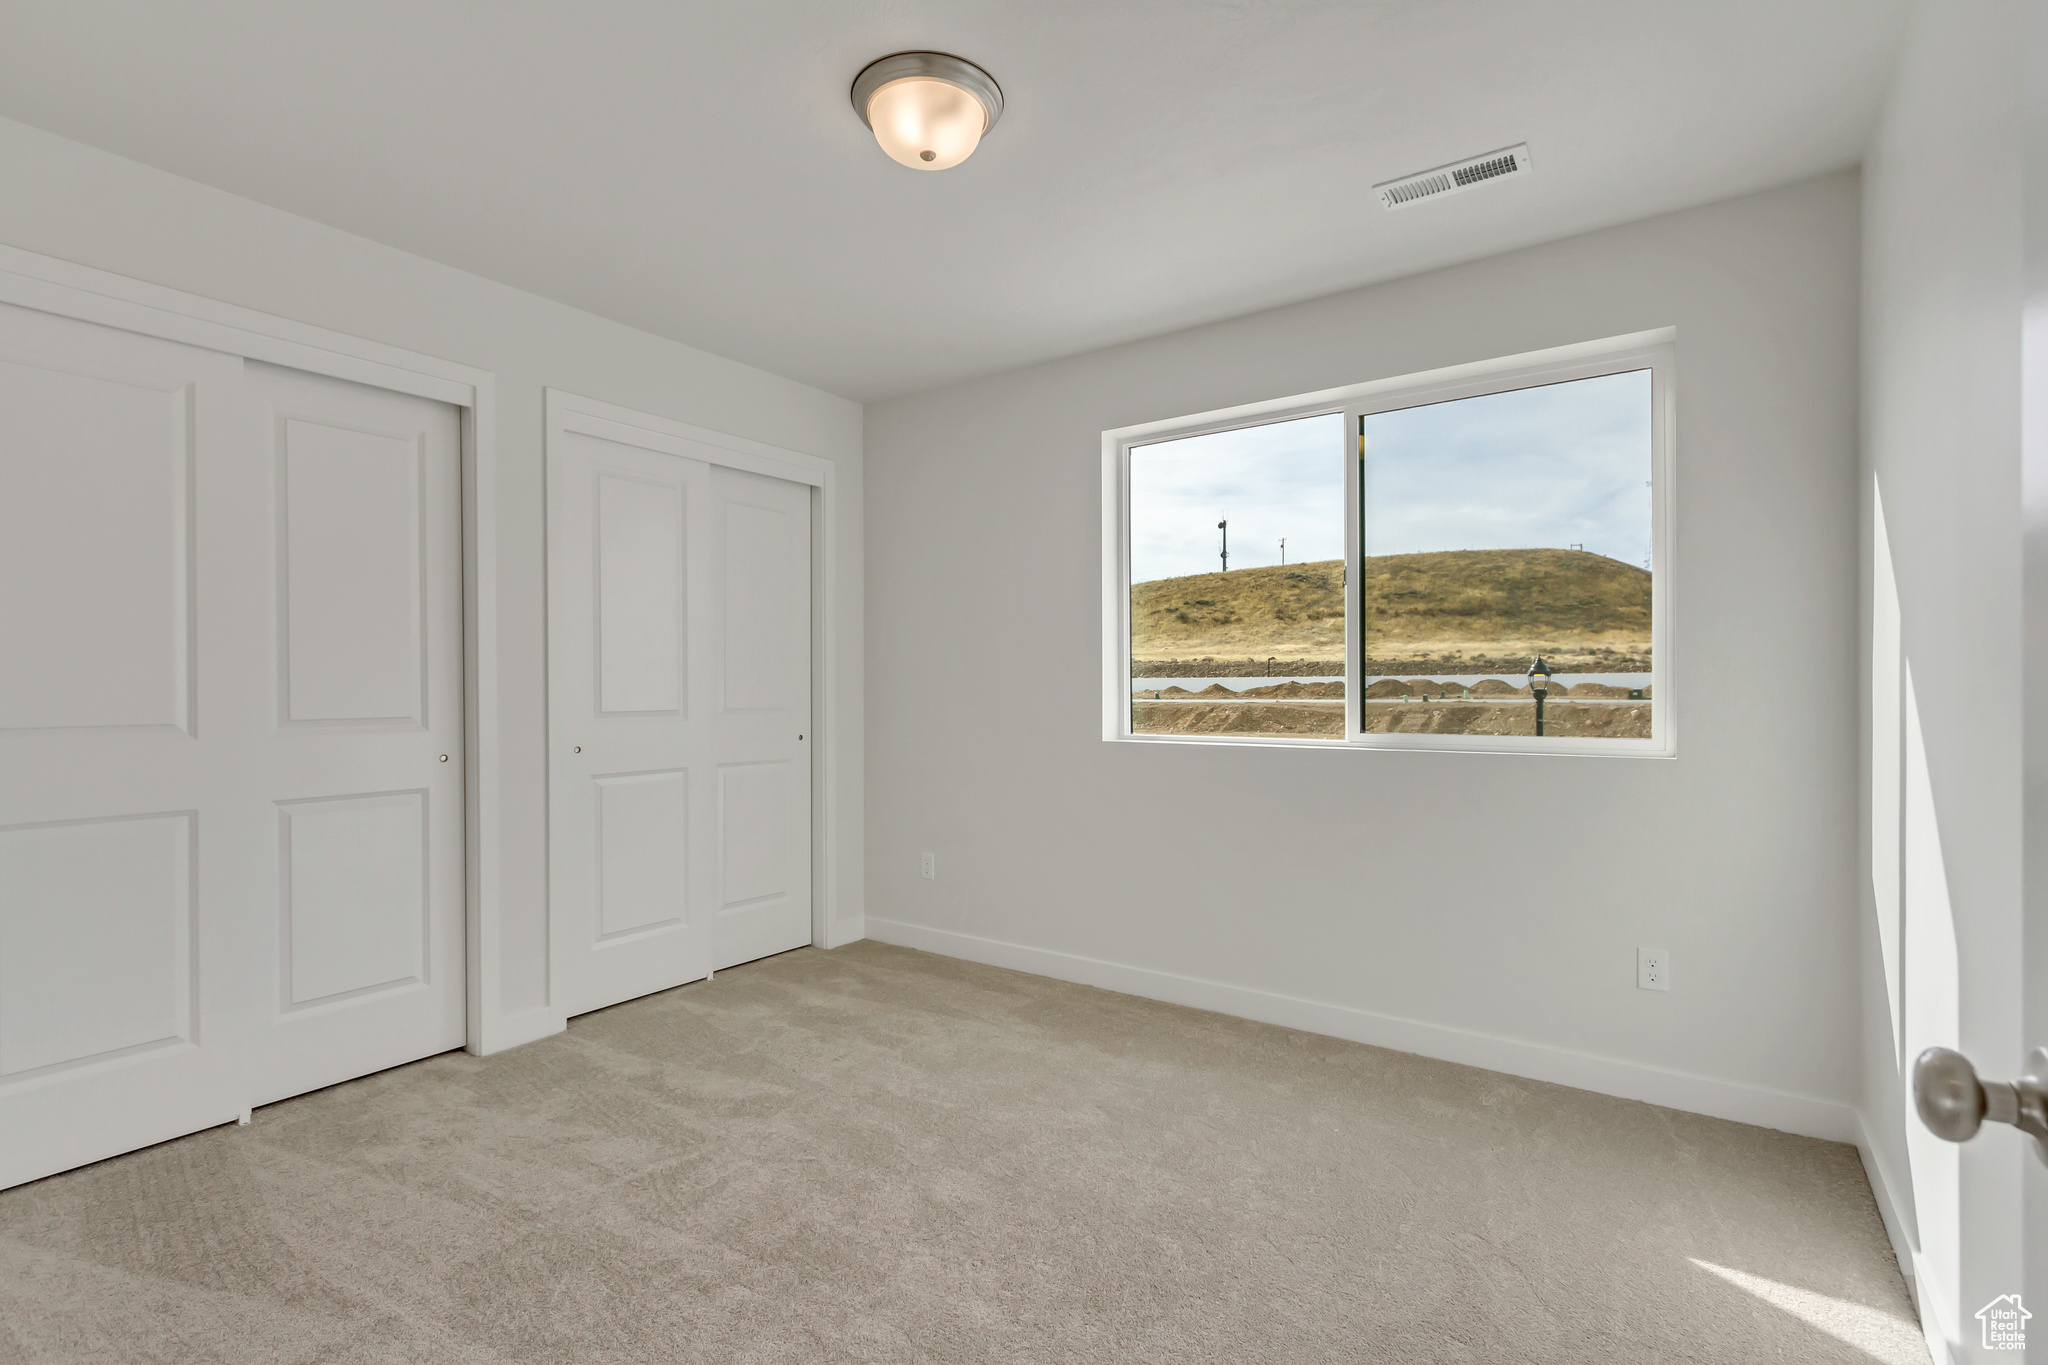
<box><xmin>1912</xmin><ymin>1046</ymin><xmax>2048</xmax><ymax>1163</ymax></box>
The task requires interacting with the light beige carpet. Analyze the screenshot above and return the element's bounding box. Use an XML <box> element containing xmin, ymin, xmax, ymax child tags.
<box><xmin>0</xmin><ymin>941</ymin><xmax>1923</xmax><ymax>1364</ymax></box>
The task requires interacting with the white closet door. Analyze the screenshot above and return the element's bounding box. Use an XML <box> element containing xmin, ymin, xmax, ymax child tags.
<box><xmin>243</xmin><ymin>362</ymin><xmax>465</xmax><ymax>1106</ymax></box>
<box><xmin>549</xmin><ymin>428</ymin><xmax>718</xmax><ymax>1015</ymax></box>
<box><xmin>710</xmin><ymin>465</ymin><xmax>812</xmax><ymax>970</ymax></box>
<box><xmin>0</xmin><ymin>305</ymin><xmax>254</xmax><ymax>1189</ymax></box>
<box><xmin>548</xmin><ymin>414</ymin><xmax>814</xmax><ymax>1013</ymax></box>
<box><xmin>0</xmin><ymin>306</ymin><xmax>468</xmax><ymax>1191</ymax></box>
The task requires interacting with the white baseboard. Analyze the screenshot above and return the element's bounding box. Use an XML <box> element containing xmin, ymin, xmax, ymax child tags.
<box><xmin>469</xmin><ymin>1005</ymin><xmax>565</xmax><ymax>1057</ymax></box>
<box><xmin>866</xmin><ymin>917</ymin><xmax>1861</xmax><ymax>1144</ymax></box>
<box><xmin>1910</xmin><ymin>1248</ymin><xmax>1957</xmax><ymax>1364</ymax></box>
<box><xmin>818</xmin><ymin>913</ymin><xmax>866</xmax><ymax>951</ymax></box>
<box><xmin>1856</xmin><ymin>1115</ymin><xmax>1917</xmax><ymax>1288</ymax></box>
<box><xmin>1855</xmin><ymin>1113</ymin><xmax>1959</xmax><ymax>1364</ymax></box>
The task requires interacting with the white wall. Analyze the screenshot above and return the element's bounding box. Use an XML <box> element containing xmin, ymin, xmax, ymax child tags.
<box><xmin>864</xmin><ymin>173</ymin><xmax>1864</xmax><ymax>1140</ymax></box>
<box><xmin>1858</xmin><ymin>1</ymin><xmax>2028</xmax><ymax>1356</ymax></box>
<box><xmin>0</xmin><ymin>116</ymin><xmax>865</xmax><ymax>1036</ymax></box>
<box><xmin>2027</xmin><ymin>0</ymin><xmax>2048</xmax><ymax>1328</ymax></box>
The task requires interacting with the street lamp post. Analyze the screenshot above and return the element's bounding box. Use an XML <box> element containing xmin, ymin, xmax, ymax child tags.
<box><xmin>1527</xmin><ymin>656</ymin><xmax>1553</xmax><ymax>736</ymax></box>
<box><xmin>1218</xmin><ymin>519</ymin><xmax>1228</xmax><ymax>572</ymax></box>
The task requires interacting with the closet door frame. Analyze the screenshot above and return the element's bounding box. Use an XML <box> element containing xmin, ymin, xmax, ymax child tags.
<box><xmin>0</xmin><ymin>243</ymin><xmax>532</xmax><ymax>1057</ymax></box>
<box><xmin>542</xmin><ymin>388</ymin><xmax>846</xmax><ymax>994</ymax></box>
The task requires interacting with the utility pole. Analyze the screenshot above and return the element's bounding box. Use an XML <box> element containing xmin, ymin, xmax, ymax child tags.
<box><xmin>1218</xmin><ymin>518</ymin><xmax>1228</xmax><ymax>572</ymax></box>
<box><xmin>1279</xmin><ymin>537</ymin><xmax>1286</xmax><ymax>566</ymax></box>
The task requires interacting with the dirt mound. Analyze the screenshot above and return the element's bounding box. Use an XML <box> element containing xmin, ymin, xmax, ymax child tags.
<box><xmin>1238</xmin><ymin>680</ymin><xmax>1345</xmax><ymax>699</ymax></box>
<box><xmin>1467</xmin><ymin>679</ymin><xmax>1525</xmax><ymax>697</ymax></box>
<box><xmin>1133</xmin><ymin>658</ymin><xmax>1344</xmax><ymax>678</ymax></box>
<box><xmin>1363</xmin><ymin>679</ymin><xmax>1463</xmax><ymax>699</ymax></box>
<box><xmin>1367</xmin><ymin>654</ymin><xmax>1652</xmax><ymax>674</ymax></box>
<box><xmin>1362</xmin><ymin>701</ymin><xmax>1651</xmax><ymax>739</ymax></box>
<box><xmin>1131</xmin><ymin>701</ymin><xmax>1341</xmax><ymax>738</ymax></box>
<box><xmin>1565</xmin><ymin>682</ymin><xmax>1637</xmax><ymax>698</ymax></box>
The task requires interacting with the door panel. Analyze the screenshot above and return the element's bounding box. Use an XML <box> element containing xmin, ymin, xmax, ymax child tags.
<box><xmin>280</xmin><ymin>417</ymin><xmax>427</xmax><ymax>725</ymax></box>
<box><xmin>711</xmin><ymin>466</ymin><xmax>811</xmax><ymax>970</ymax></box>
<box><xmin>0</xmin><ymin>305</ymin><xmax>249</xmax><ymax>1190</ymax></box>
<box><xmin>721</xmin><ymin>498</ymin><xmax>804</xmax><ymax>711</ymax></box>
<box><xmin>0</xmin><ymin>813</ymin><xmax>194</xmax><ymax>1078</ymax></box>
<box><xmin>718</xmin><ymin>761</ymin><xmax>794</xmax><ymax>905</ymax></box>
<box><xmin>597</xmin><ymin>471</ymin><xmax>687</xmax><ymax>716</ymax></box>
<box><xmin>278</xmin><ymin>791</ymin><xmax>428</xmax><ymax>1007</ymax></box>
<box><xmin>0</xmin><ymin>354</ymin><xmax>195</xmax><ymax>734</ymax></box>
<box><xmin>595</xmin><ymin>769</ymin><xmax>690</xmax><ymax>940</ymax></box>
<box><xmin>244</xmin><ymin>362</ymin><xmax>464</xmax><ymax>1107</ymax></box>
<box><xmin>550</xmin><ymin>430</ymin><xmax>715</xmax><ymax>1014</ymax></box>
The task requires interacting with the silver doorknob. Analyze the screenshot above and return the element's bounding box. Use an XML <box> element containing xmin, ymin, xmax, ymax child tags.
<box><xmin>1912</xmin><ymin>1046</ymin><xmax>2048</xmax><ymax>1162</ymax></box>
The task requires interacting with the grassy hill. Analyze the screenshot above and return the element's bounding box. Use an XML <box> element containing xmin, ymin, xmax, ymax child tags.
<box><xmin>1132</xmin><ymin>560</ymin><xmax>1345</xmax><ymax>661</ymax></box>
<box><xmin>1130</xmin><ymin>549</ymin><xmax>1651</xmax><ymax>670</ymax></box>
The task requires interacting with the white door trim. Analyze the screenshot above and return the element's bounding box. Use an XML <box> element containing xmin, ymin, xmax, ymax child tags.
<box><xmin>543</xmin><ymin>388</ymin><xmax>850</xmax><ymax>971</ymax></box>
<box><xmin>0</xmin><ymin>243</ymin><xmax>528</xmax><ymax>1056</ymax></box>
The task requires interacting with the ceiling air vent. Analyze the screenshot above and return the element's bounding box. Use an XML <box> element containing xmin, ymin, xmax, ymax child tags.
<box><xmin>1375</xmin><ymin>144</ymin><xmax>1531</xmax><ymax>211</ymax></box>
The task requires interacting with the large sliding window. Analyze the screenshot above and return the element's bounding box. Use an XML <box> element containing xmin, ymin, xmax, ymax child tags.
<box><xmin>1103</xmin><ymin>331</ymin><xmax>1673</xmax><ymax>755</ymax></box>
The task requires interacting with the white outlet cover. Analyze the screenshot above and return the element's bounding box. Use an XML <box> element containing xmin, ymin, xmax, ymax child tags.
<box><xmin>1637</xmin><ymin>946</ymin><xmax>1670</xmax><ymax>991</ymax></box>
<box><xmin>920</xmin><ymin>851</ymin><xmax>935</xmax><ymax>880</ymax></box>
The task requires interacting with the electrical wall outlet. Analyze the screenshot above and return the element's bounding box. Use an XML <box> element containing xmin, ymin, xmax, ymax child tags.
<box><xmin>1638</xmin><ymin>947</ymin><xmax>1671</xmax><ymax>991</ymax></box>
<box><xmin>920</xmin><ymin>851</ymin><xmax>936</xmax><ymax>880</ymax></box>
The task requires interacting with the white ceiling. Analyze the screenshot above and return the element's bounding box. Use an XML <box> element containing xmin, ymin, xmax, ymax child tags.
<box><xmin>0</xmin><ymin>2</ymin><xmax>1906</xmax><ymax>401</ymax></box>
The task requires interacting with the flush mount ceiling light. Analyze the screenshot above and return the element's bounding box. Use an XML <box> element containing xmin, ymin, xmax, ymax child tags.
<box><xmin>851</xmin><ymin>51</ymin><xmax>1003</xmax><ymax>171</ymax></box>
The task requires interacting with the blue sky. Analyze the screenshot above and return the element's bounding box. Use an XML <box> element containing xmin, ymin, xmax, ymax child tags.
<box><xmin>1129</xmin><ymin>370</ymin><xmax>1653</xmax><ymax>584</ymax></box>
<box><xmin>1129</xmin><ymin>413</ymin><xmax>1345</xmax><ymax>583</ymax></box>
<box><xmin>1362</xmin><ymin>369</ymin><xmax>1652</xmax><ymax>566</ymax></box>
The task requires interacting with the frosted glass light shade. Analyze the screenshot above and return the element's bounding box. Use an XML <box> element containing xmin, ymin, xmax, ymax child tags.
<box><xmin>851</xmin><ymin>52</ymin><xmax>1003</xmax><ymax>172</ymax></box>
<box><xmin>868</xmin><ymin>78</ymin><xmax>984</xmax><ymax>170</ymax></box>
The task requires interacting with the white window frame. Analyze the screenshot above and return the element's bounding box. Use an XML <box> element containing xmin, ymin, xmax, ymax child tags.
<box><xmin>1101</xmin><ymin>327</ymin><xmax>1676</xmax><ymax>758</ymax></box>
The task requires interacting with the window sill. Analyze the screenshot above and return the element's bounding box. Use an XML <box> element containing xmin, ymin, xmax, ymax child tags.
<box><xmin>1109</xmin><ymin>730</ymin><xmax>1676</xmax><ymax>759</ymax></box>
